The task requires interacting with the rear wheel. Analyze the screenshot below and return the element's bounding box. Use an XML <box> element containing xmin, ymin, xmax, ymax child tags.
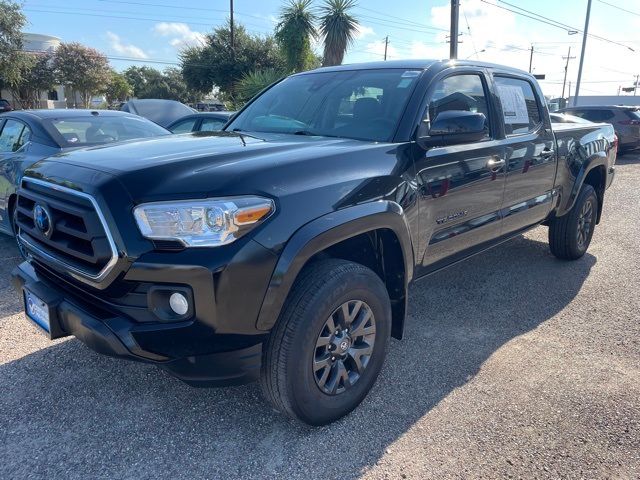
<box><xmin>549</xmin><ymin>184</ymin><xmax>598</xmax><ymax>260</ymax></box>
<box><xmin>260</xmin><ymin>259</ymin><xmax>391</xmax><ymax>425</ymax></box>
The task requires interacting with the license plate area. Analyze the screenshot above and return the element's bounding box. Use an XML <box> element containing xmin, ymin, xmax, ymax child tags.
<box><xmin>22</xmin><ymin>286</ymin><xmax>64</xmax><ymax>339</ymax></box>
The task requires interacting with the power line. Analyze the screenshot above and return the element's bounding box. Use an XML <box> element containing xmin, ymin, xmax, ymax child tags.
<box><xmin>26</xmin><ymin>3</ymin><xmax>266</xmax><ymax>29</ymax></box>
<box><xmin>480</xmin><ymin>0</ymin><xmax>635</xmax><ymax>52</ymax></box>
<box><xmin>22</xmin><ymin>7</ymin><xmax>272</xmax><ymax>36</ymax></box>
<box><xmin>354</xmin><ymin>5</ymin><xmax>449</xmax><ymax>32</ymax></box>
<box><xmin>597</xmin><ymin>0</ymin><xmax>640</xmax><ymax>18</ymax></box>
<box><xmin>92</xmin><ymin>0</ymin><xmax>448</xmax><ymax>35</ymax></box>
<box><xmin>460</xmin><ymin>2</ymin><xmax>479</xmax><ymax>58</ymax></box>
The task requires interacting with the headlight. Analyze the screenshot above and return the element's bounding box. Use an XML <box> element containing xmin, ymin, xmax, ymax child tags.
<box><xmin>133</xmin><ymin>196</ymin><xmax>274</xmax><ymax>247</ymax></box>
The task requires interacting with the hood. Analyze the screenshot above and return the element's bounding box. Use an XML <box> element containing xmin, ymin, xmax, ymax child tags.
<box><xmin>28</xmin><ymin>132</ymin><xmax>396</xmax><ymax>202</ymax></box>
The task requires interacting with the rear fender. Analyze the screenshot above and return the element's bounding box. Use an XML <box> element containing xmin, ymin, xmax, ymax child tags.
<box><xmin>555</xmin><ymin>151</ymin><xmax>607</xmax><ymax>218</ymax></box>
<box><xmin>256</xmin><ymin>201</ymin><xmax>414</xmax><ymax>331</ymax></box>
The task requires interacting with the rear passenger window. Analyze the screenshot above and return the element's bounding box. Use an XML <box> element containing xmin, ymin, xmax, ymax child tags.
<box><xmin>169</xmin><ymin>118</ymin><xmax>197</xmax><ymax>134</ymax></box>
<box><xmin>200</xmin><ymin>118</ymin><xmax>226</xmax><ymax>132</ymax></box>
<box><xmin>495</xmin><ymin>76</ymin><xmax>542</xmax><ymax>135</ymax></box>
<box><xmin>574</xmin><ymin>110</ymin><xmax>614</xmax><ymax>122</ymax></box>
<box><xmin>0</xmin><ymin>119</ymin><xmax>30</xmax><ymax>153</ymax></box>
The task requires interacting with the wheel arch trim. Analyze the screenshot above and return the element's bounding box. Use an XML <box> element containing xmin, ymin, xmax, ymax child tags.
<box><xmin>556</xmin><ymin>151</ymin><xmax>608</xmax><ymax>218</ymax></box>
<box><xmin>255</xmin><ymin>201</ymin><xmax>414</xmax><ymax>331</ymax></box>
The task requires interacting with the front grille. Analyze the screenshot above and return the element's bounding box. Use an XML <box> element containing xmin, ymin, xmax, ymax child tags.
<box><xmin>16</xmin><ymin>178</ymin><xmax>117</xmax><ymax>283</ymax></box>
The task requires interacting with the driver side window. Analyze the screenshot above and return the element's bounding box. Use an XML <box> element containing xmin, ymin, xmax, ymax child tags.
<box><xmin>425</xmin><ymin>74</ymin><xmax>491</xmax><ymax>139</ymax></box>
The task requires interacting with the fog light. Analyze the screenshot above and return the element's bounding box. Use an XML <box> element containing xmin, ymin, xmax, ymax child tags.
<box><xmin>169</xmin><ymin>292</ymin><xmax>189</xmax><ymax>315</ymax></box>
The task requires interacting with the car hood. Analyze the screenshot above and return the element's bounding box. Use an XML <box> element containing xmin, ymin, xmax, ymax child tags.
<box><xmin>28</xmin><ymin>131</ymin><xmax>395</xmax><ymax>202</ymax></box>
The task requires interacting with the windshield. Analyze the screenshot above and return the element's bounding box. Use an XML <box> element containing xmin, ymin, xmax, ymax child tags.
<box><xmin>226</xmin><ymin>68</ymin><xmax>423</xmax><ymax>142</ymax></box>
<box><xmin>46</xmin><ymin>115</ymin><xmax>169</xmax><ymax>147</ymax></box>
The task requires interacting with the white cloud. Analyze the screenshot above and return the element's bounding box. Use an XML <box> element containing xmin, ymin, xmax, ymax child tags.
<box><xmin>355</xmin><ymin>24</ymin><xmax>375</xmax><ymax>39</ymax></box>
<box><xmin>153</xmin><ymin>22</ymin><xmax>206</xmax><ymax>49</ymax></box>
<box><xmin>106</xmin><ymin>31</ymin><xmax>148</xmax><ymax>59</ymax></box>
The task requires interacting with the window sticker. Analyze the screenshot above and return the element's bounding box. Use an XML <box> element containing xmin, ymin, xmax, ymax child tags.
<box><xmin>497</xmin><ymin>85</ymin><xmax>529</xmax><ymax>124</ymax></box>
<box><xmin>397</xmin><ymin>71</ymin><xmax>421</xmax><ymax>88</ymax></box>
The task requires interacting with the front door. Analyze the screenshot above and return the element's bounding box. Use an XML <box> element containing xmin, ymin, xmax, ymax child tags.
<box><xmin>413</xmin><ymin>70</ymin><xmax>507</xmax><ymax>274</ymax></box>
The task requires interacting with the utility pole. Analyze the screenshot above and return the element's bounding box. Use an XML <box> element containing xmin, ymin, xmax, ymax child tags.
<box><xmin>449</xmin><ymin>0</ymin><xmax>459</xmax><ymax>59</ymax></box>
<box><xmin>384</xmin><ymin>36</ymin><xmax>389</xmax><ymax>61</ymax></box>
<box><xmin>230</xmin><ymin>0</ymin><xmax>235</xmax><ymax>51</ymax></box>
<box><xmin>568</xmin><ymin>81</ymin><xmax>572</xmax><ymax>99</ymax></box>
<box><xmin>635</xmin><ymin>74</ymin><xmax>639</xmax><ymax>96</ymax></box>
<box><xmin>529</xmin><ymin>45</ymin><xmax>534</xmax><ymax>73</ymax></box>
<box><xmin>561</xmin><ymin>47</ymin><xmax>575</xmax><ymax>99</ymax></box>
<box><xmin>573</xmin><ymin>0</ymin><xmax>592</xmax><ymax>107</ymax></box>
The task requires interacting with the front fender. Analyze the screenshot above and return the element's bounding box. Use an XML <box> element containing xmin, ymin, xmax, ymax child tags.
<box><xmin>255</xmin><ymin>201</ymin><xmax>414</xmax><ymax>331</ymax></box>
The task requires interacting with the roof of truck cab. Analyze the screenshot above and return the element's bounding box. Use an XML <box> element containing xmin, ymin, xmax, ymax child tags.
<box><xmin>300</xmin><ymin>59</ymin><xmax>531</xmax><ymax>76</ymax></box>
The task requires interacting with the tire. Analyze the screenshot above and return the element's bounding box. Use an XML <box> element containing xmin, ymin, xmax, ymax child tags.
<box><xmin>260</xmin><ymin>259</ymin><xmax>391</xmax><ymax>425</ymax></box>
<box><xmin>549</xmin><ymin>184</ymin><xmax>598</xmax><ymax>260</ymax></box>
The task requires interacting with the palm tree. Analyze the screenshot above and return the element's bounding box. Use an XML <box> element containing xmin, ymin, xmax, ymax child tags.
<box><xmin>275</xmin><ymin>0</ymin><xmax>317</xmax><ymax>72</ymax></box>
<box><xmin>319</xmin><ymin>0</ymin><xmax>359</xmax><ymax>67</ymax></box>
<box><xmin>236</xmin><ymin>68</ymin><xmax>285</xmax><ymax>104</ymax></box>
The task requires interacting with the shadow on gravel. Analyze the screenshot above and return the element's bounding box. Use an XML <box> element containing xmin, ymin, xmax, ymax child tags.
<box><xmin>616</xmin><ymin>152</ymin><xmax>640</xmax><ymax>165</ymax></box>
<box><xmin>0</xmin><ymin>235</ymin><xmax>596</xmax><ymax>479</ymax></box>
<box><xmin>0</xmin><ymin>234</ymin><xmax>23</xmax><ymax>316</ymax></box>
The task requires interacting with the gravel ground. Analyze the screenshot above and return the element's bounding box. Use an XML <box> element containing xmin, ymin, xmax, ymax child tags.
<box><xmin>1</xmin><ymin>155</ymin><xmax>639</xmax><ymax>480</ymax></box>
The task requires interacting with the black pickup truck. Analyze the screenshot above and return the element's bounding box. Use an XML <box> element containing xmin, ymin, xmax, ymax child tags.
<box><xmin>12</xmin><ymin>60</ymin><xmax>616</xmax><ymax>425</ymax></box>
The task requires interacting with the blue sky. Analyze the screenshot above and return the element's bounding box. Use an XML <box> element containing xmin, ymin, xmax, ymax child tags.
<box><xmin>20</xmin><ymin>0</ymin><xmax>640</xmax><ymax>97</ymax></box>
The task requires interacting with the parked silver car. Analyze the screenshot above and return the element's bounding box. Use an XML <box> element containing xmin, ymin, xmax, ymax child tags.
<box><xmin>560</xmin><ymin>105</ymin><xmax>640</xmax><ymax>153</ymax></box>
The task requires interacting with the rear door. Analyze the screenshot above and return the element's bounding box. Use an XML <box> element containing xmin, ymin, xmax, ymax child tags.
<box><xmin>413</xmin><ymin>69</ymin><xmax>507</xmax><ymax>273</ymax></box>
<box><xmin>493</xmin><ymin>75</ymin><xmax>556</xmax><ymax>235</ymax></box>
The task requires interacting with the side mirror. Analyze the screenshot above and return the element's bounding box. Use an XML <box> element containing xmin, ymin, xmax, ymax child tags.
<box><xmin>417</xmin><ymin>110</ymin><xmax>488</xmax><ymax>148</ymax></box>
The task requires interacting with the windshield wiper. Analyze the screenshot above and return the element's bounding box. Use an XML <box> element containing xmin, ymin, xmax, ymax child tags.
<box><xmin>293</xmin><ymin>130</ymin><xmax>344</xmax><ymax>139</ymax></box>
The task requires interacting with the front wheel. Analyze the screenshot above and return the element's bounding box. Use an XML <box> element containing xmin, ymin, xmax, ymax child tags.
<box><xmin>549</xmin><ymin>184</ymin><xmax>598</xmax><ymax>260</ymax></box>
<box><xmin>260</xmin><ymin>259</ymin><xmax>391</xmax><ymax>425</ymax></box>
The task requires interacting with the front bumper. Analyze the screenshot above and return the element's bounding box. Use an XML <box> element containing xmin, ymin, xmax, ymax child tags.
<box><xmin>12</xmin><ymin>261</ymin><xmax>263</xmax><ymax>387</ymax></box>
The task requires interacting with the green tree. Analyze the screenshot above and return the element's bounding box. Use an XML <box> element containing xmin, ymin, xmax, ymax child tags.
<box><xmin>0</xmin><ymin>0</ymin><xmax>28</xmax><ymax>95</ymax></box>
<box><xmin>275</xmin><ymin>0</ymin><xmax>317</xmax><ymax>72</ymax></box>
<box><xmin>10</xmin><ymin>52</ymin><xmax>56</xmax><ymax>108</ymax></box>
<box><xmin>123</xmin><ymin>65</ymin><xmax>164</xmax><ymax>98</ymax></box>
<box><xmin>236</xmin><ymin>68</ymin><xmax>284</xmax><ymax>104</ymax></box>
<box><xmin>319</xmin><ymin>0</ymin><xmax>359</xmax><ymax>67</ymax></box>
<box><xmin>122</xmin><ymin>66</ymin><xmax>199</xmax><ymax>103</ymax></box>
<box><xmin>53</xmin><ymin>42</ymin><xmax>111</xmax><ymax>108</ymax></box>
<box><xmin>180</xmin><ymin>21</ymin><xmax>285</xmax><ymax>102</ymax></box>
<box><xmin>165</xmin><ymin>67</ymin><xmax>201</xmax><ymax>103</ymax></box>
<box><xmin>104</xmin><ymin>70</ymin><xmax>132</xmax><ymax>105</ymax></box>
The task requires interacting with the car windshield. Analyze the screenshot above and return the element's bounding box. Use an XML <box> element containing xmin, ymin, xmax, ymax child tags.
<box><xmin>45</xmin><ymin>115</ymin><xmax>169</xmax><ymax>147</ymax></box>
<box><xmin>226</xmin><ymin>68</ymin><xmax>423</xmax><ymax>142</ymax></box>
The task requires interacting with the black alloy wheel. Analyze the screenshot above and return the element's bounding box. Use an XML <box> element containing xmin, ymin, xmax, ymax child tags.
<box><xmin>313</xmin><ymin>300</ymin><xmax>376</xmax><ymax>395</ymax></box>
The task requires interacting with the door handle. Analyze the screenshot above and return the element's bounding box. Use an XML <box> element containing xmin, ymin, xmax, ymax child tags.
<box><xmin>486</xmin><ymin>157</ymin><xmax>505</xmax><ymax>172</ymax></box>
<box><xmin>541</xmin><ymin>148</ymin><xmax>555</xmax><ymax>158</ymax></box>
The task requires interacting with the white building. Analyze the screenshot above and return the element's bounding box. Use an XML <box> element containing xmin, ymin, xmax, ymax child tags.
<box><xmin>0</xmin><ymin>33</ymin><xmax>67</xmax><ymax>109</ymax></box>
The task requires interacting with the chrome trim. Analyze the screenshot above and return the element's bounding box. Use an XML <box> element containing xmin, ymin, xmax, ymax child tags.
<box><xmin>18</xmin><ymin>177</ymin><xmax>119</xmax><ymax>288</ymax></box>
